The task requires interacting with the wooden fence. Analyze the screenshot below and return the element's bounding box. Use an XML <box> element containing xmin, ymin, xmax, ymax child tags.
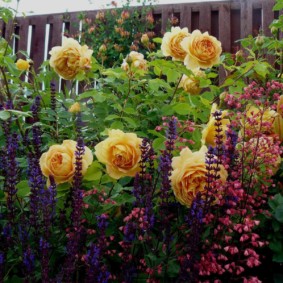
<box><xmin>0</xmin><ymin>0</ymin><xmax>277</xmax><ymax>72</ymax></box>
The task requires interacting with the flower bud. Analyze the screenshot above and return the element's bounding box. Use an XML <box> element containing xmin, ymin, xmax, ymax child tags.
<box><xmin>271</xmin><ymin>26</ymin><xmax>278</xmax><ymax>36</ymax></box>
<box><xmin>99</xmin><ymin>44</ymin><xmax>107</xmax><ymax>53</ymax></box>
<box><xmin>255</xmin><ymin>35</ymin><xmax>264</xmax><ymax>47</ymax></box>
<box><xmin>16</xmin><ymin>59</ymin><xmax>30</xmax><ymax>71</ymax></box>
<box><xmin>235</xmin><ymin>50</ymin><xmax>244</xmax><ymax>61</ymax></box>
<box><xmin>141</xmin><ymin>34</ymin><xmax>149</xmax><ymax>46</ymax></box>
<box><xmin>121</xmin><ymin>60</ymin><xmax>129</xmax><ymax>71</ymax></box>
<box><xmin>68</xmin><ymin>102</ymin><xmax>81</xmax><ymax>113</ymax></box>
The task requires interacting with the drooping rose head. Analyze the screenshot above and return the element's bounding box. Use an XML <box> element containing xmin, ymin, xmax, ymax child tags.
<box><xmin>201</xmin><ymin>103</ymin><xmax>230</xmax><ymax>147</ymax></box>
<box><xmin>243</xmin><ymin>105</ymin><xmax>277</xmax><ymax>138</ymax></box>
<box><xmin>94</xmin><ymin>129</ymin><xmax>142</xmax><ymax>179</ymax></box>
<box><xmin>274</xmin><ymin>95</ymin><xmax>283</xmax><ymax>142</ymax></box>
<box><xmin>170</xmin><ymin>146</ymin><xmax>227</xmax><ymax>207</ymax></box>
<box><xmin>16</xmin><ymin>59</ymin><xmax>30</xmax><ymax>71</ymax></box>
<box><xmin>40</xmin><ymin>140</ymin><xmax>93</xmax><ymax>184</ymax></box>
<box><xmin>179</xmin><ymin>68</ymin><xmax>206</xmax><ymax>95</ymax></box>
<box><xmin>242</xmin><ymin>136</ymin><xmax>281</xmax><ymax>176</ymax></box>
<box><xmin>49</xmin><ymin>37</ymin><xmax>93</xmax><ymax>80</ymax></box>
<box><xmin>161</xmin><ymin>27</ymin><xmax>190</xmax><ymax>61</ymax></box>
<box><xmin>181</xmin><ymin>29</ymin><xmax>222</xmax><ymax>69</ymax></box>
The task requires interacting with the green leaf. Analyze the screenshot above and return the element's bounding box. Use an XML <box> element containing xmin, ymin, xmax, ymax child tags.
<box><xmin>16</xmin><ymin>180</ymin><xmax>31</xmax><ymax>197</ymax></box>
<box><xmin>254</xmin><ymin>62</ymin><xmax>269</xmax><ymax>78</ymax></box>
<box><xmin>110</xmin><ymin>121</ymin><xmax>124</xmax><ymax>130</ymax></box>
<box><xmin>152</xmin><ymin>137</ymin><xmax>166</xmax><ymax>151</ymax></box>
<box><xmin>84</xmin><ymin>161</ymin><xmax>103</xmax><ymax>181</ymax></box>
<box><xmin>0</xmin><ymin>110</ymin><xmax>11</xmax><ymax>120</ymax></box>
<box><xmin>57</xmin><ymin>183</ymin><xmax>71</xmax><ymax>191</ymax></box>
<box><xmin>122</xmin><ymin>116</ymin><xmax>137</xmax><ymax>128</ymax></box>
<box><xmin>273</xmin><ymin>1</ymin><xmax>283</xmax><ymax>11</ymax></box>
<box><xmin>173</xmin><ymin>103</ymin><xmax>191</xmax><ymax>115</ymax></box>
<box><xmin>8</xmin><ymin>110</ymin><xmax>33</xmax><ymax>118</ymax></box>
<box><xmin>275</xmin><ymin>204</ymin><xmax>283</xmax><ymax>223</ymax></box>
<box><xmin>105</xmin><ymin>114</ymin><xmax>120</xmax><ymax>121</ymax></box>
<box><xmin>152</xmin><ymin>37</ymin><xmax>162</xmax><ymax>44</ymax></box>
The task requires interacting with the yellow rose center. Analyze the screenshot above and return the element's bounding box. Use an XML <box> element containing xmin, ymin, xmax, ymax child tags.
<box><xmin>195</xmin><ymin>39</ymin><xmax>215</xmax><ymax>59</ymax></box>
<box><xmin>50</xmin><ymin>152</ymin><xmax>73</xmax><ymax>174</ymax></box>
<box><xmin>111</xmin><ymin>145</ymin><xmax>134</xmax><ymax>169</ymax></box>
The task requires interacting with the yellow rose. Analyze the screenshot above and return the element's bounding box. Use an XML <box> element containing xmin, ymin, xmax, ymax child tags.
<box><xmin>181</xmin><ymin>29</ymin><xmax>222</xmax><ymax>69</ymax></box>
<box><xmin>274</xmin><ymin>95</ymin><xmax>283</xmax><ymax>142</ymax></box>
<box><xmin>94</xmin><ymin>129</ymin><xmax>142</xmax><ymax>179</ymax></box>
<box><xmin>161</xmin><ymin>27</ymin><xmax>189</xmax><ymax>61</ymax></box>
<box><xmin>179</xmin><ymin>69</ymin><xmax>206</xmax><ymax>95</ymax></box>
<box><xmin>242</xmin><ymin>136</ymin><xmax>281</xmax><ymax>176</ymax></box>
<box><xmin>171</xmin><ymin>146</ymin><xmax>227</xmax><ymax>207</ymax></box>
<box><xmin>40</xmin><ymin>140</ymin><xmax>93</xmax><ymax>184</ymax></box>
<box><xmin>49</xmin><ymin>37</ymin><xmax>93</xmax><ymax>80</ymax></box>
<box><xmin>201</xmin><ymin>103</ymin><xmax>230</xmax><ymax>147</ymax></box>
<box><xmin>243</xmin><ymin>105</ymin><xmax>277</xmax><ymax>138</ymax></box>
<box><xmin>16</xmin><ymin>59</ymin><xmax>30</xmax><ymax>71</ymax></box>
<box><xmin>68</xmin><ymin>102</ymin><xmax>81</xmax><ymax>113</ymax></box>
<box><xmin>128</xmin><ymin>51</ymin><xmax>144</xmax><ymax>63</ymax></box>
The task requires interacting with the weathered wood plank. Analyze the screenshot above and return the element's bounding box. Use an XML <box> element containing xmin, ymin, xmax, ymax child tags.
<box><xmin>240</xmin><ymin>0</ymin><xmax>253</xmax><ymax>39</ymax></box>
<box><xmin>17</xmin><ymin>17</ymin><xmax>29</xmax><ymax>56</ymax></box>
<box><xmin>262</xmin><ymin>0</ymin><xmax>276</xmax><ymax>36</ymax></box>
<box><xmin>180</xmin><ymin>4</ymin><xmax>191</xmax><ymax>30</ymax></box>
<box><xmin>219</xmin><ymin>3</ymin><xmax>231</xmax><ymax>52</ymax></box>
<box><xmin>199</xmin><ymin>3</ymin><xmax>211</xmax><ymax>33</ymax></box>
<box><xmin>29</xmin><ymin>17</ymin><xmax>46</xmax><ymax>71</ymax></box>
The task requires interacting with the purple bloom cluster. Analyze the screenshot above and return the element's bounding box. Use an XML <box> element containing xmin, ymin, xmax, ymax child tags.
<box><xmin>85</xmin><ymin>215</ymin><xmax>110</xmax><ymax>283</ymax></box>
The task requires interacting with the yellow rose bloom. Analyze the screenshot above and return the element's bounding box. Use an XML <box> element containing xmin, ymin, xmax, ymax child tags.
<box><xmin>171</xmin><ymin>146</ymin><xmax>227</xmax><ymax>207</ymax></box>
<box><xmin>16</xmin><ymin>59</ymin><xmax>30</xmax><ymax>71</ymax></box>
<box><xmin>128</xmin><ymin>51</ymin><xmax>144</xmax><ymax>63</ymax></box>
<box><xmin>242</xmin><ymin>136</ymin><xmax>281</xmax><ymax>176</ymax></box>
<box><xmin>49</xmin><ymin>37</ymin><xmax>93</xmax><ymax>80</ymax></box>
<box><xmin>161</xmin><ymin>27</ymin><xmax>189</xmax><ymax>61</ymax></box>
<box><xmin>68</xmin><ymin>102</ymin><xmax>81</xmax><ymax>113</ymax></box>
<box><xmin>179</xmin><ymin>69</ymin><xmax>206</xmax><ymax>95</ymax></box>
<box><xmin>243</xmin><ymin>105</ymin><xmax>277</xmax><ymax>138</ymax></box>
<box><xmin>274</xmin><ymin>95</ymin><xmax>283</xmax><ymax>142</ymax></box>
<box><xmin>181</xmin><ymin>29</ymin><xmax>222</xmax><ymax>69</ymax></box>
<box><xmin>95</xmin><ymin>129</ymin><xmax>142</xmax><ymax>179</ymax></box>
<box><xmin>40</xmin><ymin>140</ymin><xmax>93</xmax><ymax>184</ymax></box>
<box><xmin>201</xmin><ymin>103</ymin><xmax>230</xmax><ymax>147</ymax></box>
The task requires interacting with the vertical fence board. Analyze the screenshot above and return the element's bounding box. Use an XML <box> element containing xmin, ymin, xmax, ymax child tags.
<box><xmin>240</xmin><ymin>0</ymin><xmax>253</xmax><ymax>39</ymax></box>
<box><xmin>0</xmin><ymin>21</ymin><xmax>5</xmax><ymax>37</ymax></box>
<box><xmin>219</xmin><ymin>3</ymin><xmax>231</xmax><ymax>53</ymax></box>
<box><xmin>5</xmin><ymin>20</ymin><xmax>14</xmax><ymax>46</ymax></box>
<box><xmin>252</xmin><ymin>8</ymin><xmax>262</xmax><ymax>36</ymax></box>
<box><xmin>180</xmin><ymin>5</ymin><xmax>191</xmax><ymax>30</ymax></box>
<box><xmin>48</xmin><ymin>15</ymin><xmax>63</xmax><ymax>52</ymax></box>
<box><xmin>161</xmin><ymin>6</ymin><xmax>171</xmax><ymax>33</ymax></box>
<box><xmin>199</xmin><ymin>4</ymin><xmax>211</xmax><ymax>33</ymax></box>
<box><xmin>191</xmin><ymin>10</ymin><xmax>200</xmax><ymax>31</ymax></box>
<box><xmin>262</xmin><ymin>0</ymin><xmax>276</xmax><ymax>36</ymax></box>
<box><xmin>17</xmin><ymin>17</ymin><xmax>29</xmax><ymax>57</ymax></box>
<box><xmin>211</xmin><ymin>10</ymin><xmax>219</xmax><ymax>39</ymax></box>
<box><xmin>69</xmin><ymin>13</ymin><xmax>80</xmax><ymax>38</ymax></box>
<box><xmin>29</xmin><ymin>17</ymin><xmax>46</xmax><ymax>71</ymax></box>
